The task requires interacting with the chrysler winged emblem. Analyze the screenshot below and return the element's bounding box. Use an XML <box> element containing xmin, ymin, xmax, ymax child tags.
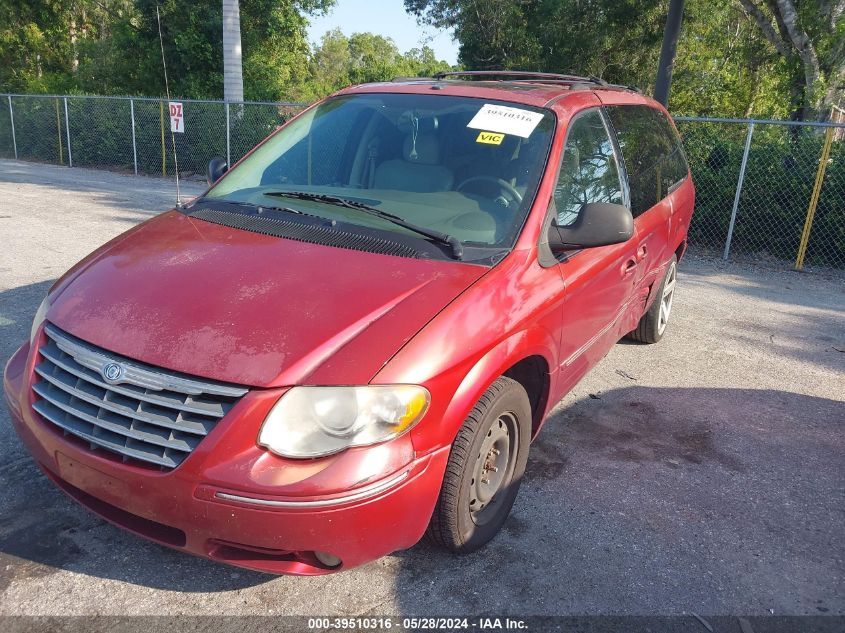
<box><xmin>102</xmin><ymin>362</ymin><xmax>124</xmax><ymax>383</ymax></box>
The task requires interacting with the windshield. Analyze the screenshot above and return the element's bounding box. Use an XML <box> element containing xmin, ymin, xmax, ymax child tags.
<box><xmin>203</xmin><ymin>93</ymin><xmax>555</xmax><ymax>253</ymax></box>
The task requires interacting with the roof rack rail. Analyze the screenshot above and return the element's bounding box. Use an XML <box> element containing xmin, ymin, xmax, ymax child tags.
<box><xmin>433</xmin><ymin>70</ymin><xmax>593</xmax><ymax>82</ymax></box>
<box><xmin>430</xmin><ymin>70</ymin><xmax>640</xmax><ymax>93</ymax></box>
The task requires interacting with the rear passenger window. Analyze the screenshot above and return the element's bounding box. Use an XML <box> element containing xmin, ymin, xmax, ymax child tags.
<box><xmin>605</xmin><ymin>105</ymin><xmax>688</xmax><ymax>217</ymax></box>
<box><xmin>554</xmin><ymin>109</ymin><xmax>624</xmax><ymax>226</ymax></box>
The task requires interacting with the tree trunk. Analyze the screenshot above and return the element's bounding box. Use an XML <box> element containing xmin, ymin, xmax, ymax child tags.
<box><xmin>222</xmin><ymin>0</ymin><xmax>244</xmax><ymax>103</ymax></box>
<box><xmin>786</xmin><ymin>60</ymin><xmax>808</xmax><ymax>121</ymax></box>
<box><xmin>737</xmin><ymin>0</ymin><xmax>825</xmax><ymax>120</ymax></box>
<box><xmin>774</xmin><ymin>0</ymin><xmax>820</xmax><ymax>118</ymax></box>
<box><xmin>70</xmin><ymin>16</ymin><xmax>79</xmax><ymax>73</ymax></box>
<box><xmin>819</xmin><ymin>63</ymin><xmax>845</xmax><ymax>119</ymax></box>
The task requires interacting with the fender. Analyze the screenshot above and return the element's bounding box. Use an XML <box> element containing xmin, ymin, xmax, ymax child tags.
<box><xmin>446</xmin><ymin>330</ymin><xmax>558</xmax><ymax>441</ymax></box>
<box><xmin>373</xmin><ymin>247</ymin><xmax>567</xmax><ymax>455</ymax></box>
<box><xmin>398</xmin><ymin>327</ymin><xmax>558</xmax><ymax>456</ymax></box>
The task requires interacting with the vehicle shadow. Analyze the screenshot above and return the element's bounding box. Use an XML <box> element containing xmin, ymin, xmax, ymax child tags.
<box><xmin>390</xmin><ymin>385</ymin><xmax>844</xmax><ymax>615</ymax></box>
<box><xmin>0</xmin><ymin>457</ymin><xmax>275</xmax><ymax>593</ymax></box>
<box><xmin>0</xmin><ymin>280</ymin><xmax>274</xmax><ymax>592</ymax></box>
<box><xmin>2</xmin><ymin>277</ymin><xmax>842</xmax><ymax>602</ymax></box>
<box><xmin>1</xmin><ymin>380</ymin><xmax>842</xmax><ymax>603</ymax></box>
<box><xmin>0</xmin><ymin>280</ymin><xmax>54</xmax><ymax>365</ymax></box>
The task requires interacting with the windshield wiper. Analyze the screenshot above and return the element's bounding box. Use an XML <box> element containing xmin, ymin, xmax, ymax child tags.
<box><xmin>264</xmin><ymin>191</ymin><xmax>464</xmax><ymax>260</ymax></box>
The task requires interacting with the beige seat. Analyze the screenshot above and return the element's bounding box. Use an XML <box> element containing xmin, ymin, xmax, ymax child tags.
<box><xmin>374</xmin><ymin>134</ymin><xmax>454</xmax><ymax>193</ymax></box>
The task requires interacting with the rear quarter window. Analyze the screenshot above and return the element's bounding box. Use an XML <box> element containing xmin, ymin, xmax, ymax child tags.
<box><xmin>605</xmin><ymin>105</ymin><xmax>688</xmax><ymax>217</ymax></box>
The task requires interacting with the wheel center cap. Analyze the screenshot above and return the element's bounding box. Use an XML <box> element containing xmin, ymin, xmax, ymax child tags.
<box><xmin>474</xmin><ymin>433</ymin><xmax>509</xmax><ymax>504</ymax></box>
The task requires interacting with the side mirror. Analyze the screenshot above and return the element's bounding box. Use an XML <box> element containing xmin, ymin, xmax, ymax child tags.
<box><xmin>206</xmin><ymin>157</ymin><xmax>228</xmax><ymax>185</ymax></box>
<box><xmin>548</xmin><ymin>202</ymin><xmax>634</xmax><ymax>251</ymax></box>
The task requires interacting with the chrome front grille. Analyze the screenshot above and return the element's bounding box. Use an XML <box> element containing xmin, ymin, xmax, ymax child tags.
<box><xmin>33</xmin><ymin>323</ymin><xmax>248</xmax><ymax>469</ymax></box>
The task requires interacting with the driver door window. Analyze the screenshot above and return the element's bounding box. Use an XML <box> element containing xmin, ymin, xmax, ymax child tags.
<box><xmin>554</xmin><ymin>109</ymin><xmax>624</xmax><ymax>226</ymax></box>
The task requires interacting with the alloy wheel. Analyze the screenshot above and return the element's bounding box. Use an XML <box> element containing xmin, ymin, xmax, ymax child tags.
<box><xmin>657</xmin><ymin>261</ymin><xmax>677</xmax><ymax>335</ymax></box>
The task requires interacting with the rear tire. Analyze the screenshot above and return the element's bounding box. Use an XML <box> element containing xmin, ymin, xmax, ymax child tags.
<box><xmin>627</xmin><ymin>255</ymin><xmax>678</xmax><ymax>344</ymax></box>
<box><xmin>426</xmin><ymin>376</ymin><xmax>531</xmax><ymax>554</ymax></box>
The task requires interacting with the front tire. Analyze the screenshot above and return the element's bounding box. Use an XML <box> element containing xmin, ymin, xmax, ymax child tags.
<box><xmin>426</xmin><ymin>376</ymin><xmax>531</xmax><ymax>553</ymax></box>
<box><xmin>627</xmin><ymin>255</ymin><xmax>678</xmax><ymax>344</ymax></box>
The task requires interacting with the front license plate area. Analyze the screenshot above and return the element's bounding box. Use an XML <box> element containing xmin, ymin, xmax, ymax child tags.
<box><xmin>55</xmin><ymin>451</ymin><xmax>130</xmax><ymax>506</ymax></box>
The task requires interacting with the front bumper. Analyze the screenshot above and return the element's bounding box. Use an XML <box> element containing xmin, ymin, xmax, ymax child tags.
<box><xmin>3</xmin><ymin>340</ymin><xmax>449</xmax><ymax>575</ymax></box>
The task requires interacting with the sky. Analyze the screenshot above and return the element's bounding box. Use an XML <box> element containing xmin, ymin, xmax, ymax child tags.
<box><xmin>306</xmin><ymin>0</ymin><xmax>459</xmax><ymax>64</ymax></box>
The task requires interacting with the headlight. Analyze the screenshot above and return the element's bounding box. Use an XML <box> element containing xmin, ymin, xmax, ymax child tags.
<box><xmin>30</xmin><ymin>296</ymin><xmax>51</xmax><ymax>344</ymax></box>
<box><xmin>258</xmin><ymin>385</ymin><xmax>430</xmax><ymax>459</ymax></box>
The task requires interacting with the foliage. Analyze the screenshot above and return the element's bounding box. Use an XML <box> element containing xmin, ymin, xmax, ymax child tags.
<box><xmin>0</xmin><ymin>93</ymin><xmax>300</xmax><ymax>177</ymax></box>
<box><xmin>737</xmin><ymin>0</ymin><xmax>845</xmax><ymax>120</ymax></box>
<box><xmin>671</xmin><ymin>1</ymin><xmax>792</xmax><ymax>118</ymax></box>
<box><xmin>1</xmin><ymin>0</ymin><xmax>842</xmax><ymax>117</ymax></box>
<box><xmin>405</xmin><ymin>0</ymin><xmax>845</xmax><ymax>120</ymax></box>
<box><xmin>0</xmin><ymin>0</ymin><xmax>452</xmax><ymax>102</ymax></box>
<box><xmin>0</xmin><ymin>0</ymin><xmax>328</xmax><ymax>99</ymax></box>
<box><xmin>296</xmin><ymin>29</ymin><xmax>453</xmax><ymax>100</ymax></box>
<box><xmin>678</xmin><ymin>120</ymin><xmax>845</xmax><ymax>266</ymax></box>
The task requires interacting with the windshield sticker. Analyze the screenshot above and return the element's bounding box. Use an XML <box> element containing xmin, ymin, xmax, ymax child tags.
<box><xmin>476</xmin><ymin>131</ymin><xmax>505</xmax><ymax>145</ymax></box>
<box><xmin>467</xmin><ymin>104</ymin><xmax>544</xmax><ymax>138</ymax></box>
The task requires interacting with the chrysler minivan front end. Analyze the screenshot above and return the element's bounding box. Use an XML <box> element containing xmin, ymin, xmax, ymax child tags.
<box><xmin>3</xmin><ymin>85</ymin><xmax>560</xmax><ymax>574</ymax></box>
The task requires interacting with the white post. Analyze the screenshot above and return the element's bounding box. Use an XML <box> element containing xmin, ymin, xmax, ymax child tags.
<box><xmin>63</xmin><ymin>97</ymin><xmax>72</xmax><ymax>167</ymax></box>
<box><xmin>8</xmin><ymin>95</ymin><xmax>17</xmax><ymax>159</ymax></box>
<box><xmin>130</xmin><ymin>99</ymin><xmax>138</xmax><ymax>175</ymax></box>
<box><xmin>225</xmin><ymin>101</ymin><xmax>231</xmax><ymax>166</ymax></box>
<box><xmin>724</xmin><ymin>121</ymin><xmax>754</xmax><ymax>260</ymax></box>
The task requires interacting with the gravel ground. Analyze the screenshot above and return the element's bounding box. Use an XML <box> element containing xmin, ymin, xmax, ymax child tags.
<box><xmin>0</xmin><ymin>159</ymin><xmax>843</xmax><ymax>617</ymax></box>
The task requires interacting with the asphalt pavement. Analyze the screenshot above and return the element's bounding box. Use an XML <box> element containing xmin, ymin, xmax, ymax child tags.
<box><xmin>0</xmin><ymin>159</ymin><xmax>843</xmax><ymax>617</ymax></box>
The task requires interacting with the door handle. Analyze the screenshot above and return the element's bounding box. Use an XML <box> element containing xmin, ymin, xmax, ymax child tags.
<box><xmin>637</xmin><ymin>244</ymin><xmax>648</xmax><ymax>260</ymax></box>
<box><xmin>622</xmin><ymin>259</ymin><xmax>638</xmax><ymax>277</ymax></box>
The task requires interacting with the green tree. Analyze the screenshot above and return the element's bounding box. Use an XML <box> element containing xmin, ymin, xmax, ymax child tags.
<box><xmin>302</xmin><ymin>28</ymin><xmax>352</xmax><ymax>97</ymax></box>
<box><xmin>0</xmin><ymin>0</ymin><xmax>335</xmax><ymax>100</ymax></box>
<box><xmin>405</xmin><ymin>0</ymin><xmax>844</xmax><ymax>119</ymax></box>
<box><xmin>737</xmin><ymin>0</ymin><xmax>845</xmax><ymax>119</ymax></box>
<box><xmin>0</xmin><ymin>0</ymin><xmax>120</xmax><ymax>93</ymax></box>
<box><xmin>405</xmin><ymin>0</ymin><xmax>664</xmax><ymax>89</ymax></box>
<box><xmin>298</xmin><ymin>28</ymin><xmax>453</xmax><ymax>100</ymax></box>
<box><xmin>670</xmin><ymin>0</ymin><xmax>791</xmax><ymax>117</ymax></box>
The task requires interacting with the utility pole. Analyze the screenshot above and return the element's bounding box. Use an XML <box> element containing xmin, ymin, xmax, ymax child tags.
<box><xmin>222</xmin><ymin>0</ymin><xmax>244</xmax><ymax>103</ymax></box>
<box><xmin>654</xmin><ymin>0</ymin><xmax>685</xmax><ymax>106</ymax></box>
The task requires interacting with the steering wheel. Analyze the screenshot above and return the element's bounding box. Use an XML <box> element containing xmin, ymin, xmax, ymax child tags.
<box><xmin>456</xmin><ymin>176</ymin><xmax>523</xmax><ymax>207</ymax></box>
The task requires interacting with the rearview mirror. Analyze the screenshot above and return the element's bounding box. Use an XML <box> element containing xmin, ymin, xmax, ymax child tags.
<box><xmin>206</xmin><ymin>157</ymin><xmax>229</xmax><ymax>185</ymax></box>
<box><xmin>548</xmin><ymin>202</ymin><xmax>634</xmax><ymax>251</ymax></box>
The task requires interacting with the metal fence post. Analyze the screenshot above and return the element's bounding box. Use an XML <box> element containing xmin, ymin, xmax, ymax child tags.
<box><xmin>7</xmin><ymin>95</ymin><xmax>16</xmax><ymax>159</ymax></box>
<box><xmin>63</xmin><ymin>97</ymin><xmax>72</xmax><ymax>167</ymax></box>
<box><xmin>130</xmin><ymin>99</ymin><xmax>138</xmax><ymax>175</ymax></box>
<box><xmin>160</xmin><ymin>100</ymin><xmax>166</xmax><ymax>177</ymax></box>
<box><xmin>723</xmin><ymin>121</ymin><xmax>754</xmax><ymax>260</ymax></box>
<box><xmin>795</xmin><ymin>126</ymin><xmax>835</xmax><ymax>270</ymax></box>
<box><xmin>55</xmin><ymin>97</ymin><xmax>63</xmax><ymax>165</ymax></box>
<box><xmin>225</xmin><ymin>101</ymin><xmax>231</xmax><ymax>166</ymax></box>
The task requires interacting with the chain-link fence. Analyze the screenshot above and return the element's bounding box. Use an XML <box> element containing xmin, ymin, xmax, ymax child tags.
<box><xmin>676</xmin><ymin>116</ymin><xmax>845</xmax><ymax>269</ymax></box>
<box><xmin>0</xmin><ymin>94</ymin><xmax>304</xmax><ymax>177</ymax></box>
<box><xmin>0</xmin><ymin>94</ymin><xmax>843</xmax><ymax>269</ymax></box>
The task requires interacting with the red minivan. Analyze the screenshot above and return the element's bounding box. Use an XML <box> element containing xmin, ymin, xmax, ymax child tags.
<box><xmin>3</xmin><ymin>72</ymin><xmax>694</xmax><ymax>575</ymax></box>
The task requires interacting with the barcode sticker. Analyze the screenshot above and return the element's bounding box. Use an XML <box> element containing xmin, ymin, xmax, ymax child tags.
<box><xmin>467</xmin><ymin>104</ymin><xmax>543</xmax><ymax>138</ymax></box>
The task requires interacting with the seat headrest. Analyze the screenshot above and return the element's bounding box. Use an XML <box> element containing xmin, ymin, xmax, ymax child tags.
<box><xmin>403</xmin><ymin>134</ymin><xmax>441</xmax><ymax>165</ymax></box>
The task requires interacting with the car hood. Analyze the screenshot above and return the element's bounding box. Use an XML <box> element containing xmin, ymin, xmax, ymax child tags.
<box><xmin>47</xmin><ymin>211</ymin><xmax>487</xmax><ymax>387</ymax></box>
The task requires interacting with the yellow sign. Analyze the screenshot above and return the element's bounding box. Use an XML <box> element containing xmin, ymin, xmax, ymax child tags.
<box><xmin>476</xmin><ymin>131</ymin><xmax>505</xmax><ymax>145</ymax></box>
